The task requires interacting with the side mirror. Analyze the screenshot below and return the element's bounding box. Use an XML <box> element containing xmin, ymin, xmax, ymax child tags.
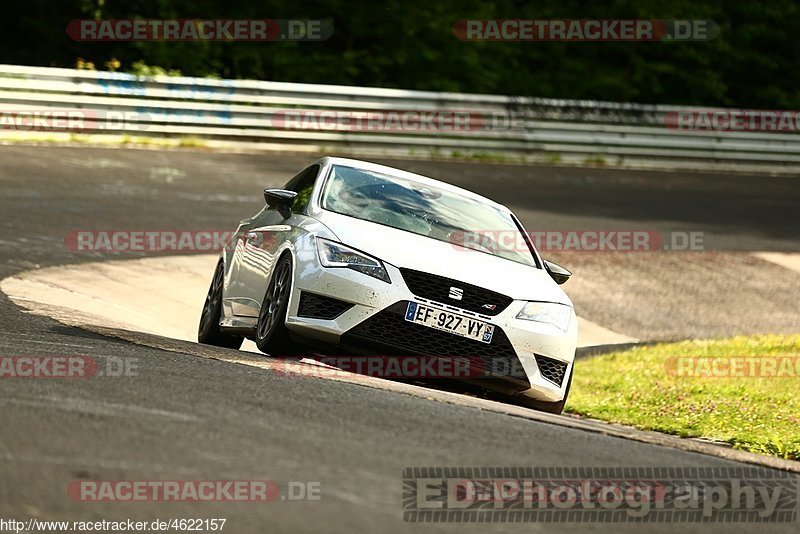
<box><xmin>544</xmin><ymin>260</ymin><xmax>572</xmax><ymax>285</ymax></box>
<box><xmin>264</xmin><ymin>189</ymin><xmax>297</xmax><ymax>217</ymax></box>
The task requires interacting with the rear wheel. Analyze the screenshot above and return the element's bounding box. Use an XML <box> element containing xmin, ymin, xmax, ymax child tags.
<box><xmin>198</xmin><ymin>259</ymin><xmax>243</xmax><ymax>349</ymax></box>
<box><xmin>255</xmin><ymin>255</ymin><xmax>297</xmax><ymax>356</ymax></box>
<box><xmin>513</xmin><ymin>371</ymin><xmax>572</xmax><ymax>415</ymax></box>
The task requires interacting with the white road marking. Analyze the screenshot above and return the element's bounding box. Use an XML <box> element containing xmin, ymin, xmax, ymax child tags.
<box><xmin>0</xmin><ymin>396</ymin><xmax>200</xmax><ymax>422</ymax></box>
<box><xmin>0</xmin><ymin>337</ymin><xmax>96</xmax><ymax>350</ymax></box>
<box><xmin>1</xmin><ymin>254</ymin><xmax>635</xmax><ymax>349</ymax></box>
<box><xmin>753</xmin><ymin>252</ymin><xmax>800</xmax><ymax>275</ymax></box>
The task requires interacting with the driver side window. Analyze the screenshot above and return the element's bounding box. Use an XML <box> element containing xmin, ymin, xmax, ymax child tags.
<box><xmin>283</xmin><ymin>164</ymin><xmax>320</xmax><ymax>214</ymax></box>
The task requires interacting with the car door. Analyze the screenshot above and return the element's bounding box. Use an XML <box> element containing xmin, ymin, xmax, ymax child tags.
<box><xmin>226</xmin><ymin>164</ymin><xmax>320</xmax><ymax>317</ymax></box>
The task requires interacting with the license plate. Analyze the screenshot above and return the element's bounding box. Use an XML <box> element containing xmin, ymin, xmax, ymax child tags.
<box><xmin>404</xmin><ymin>302</ymin><xmax>494</xmax><ymax>344</ymax></box>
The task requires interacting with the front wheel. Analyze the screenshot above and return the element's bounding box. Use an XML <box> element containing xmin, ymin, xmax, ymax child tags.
<box><xmin>198</xmin><ymin>259</ymin><xmax>243</xmax><ymax>349</ymax></box>
<box><xmin>255</xmin><ymin>255</ymin><xmax>297</xmax><ymax>356</ymax></box>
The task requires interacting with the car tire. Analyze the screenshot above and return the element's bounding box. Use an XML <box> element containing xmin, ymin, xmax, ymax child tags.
<box><xmin>198</xmin><ymin>259</ymin><xmax>243</xmax><ymax>349</ymax></box>
<box><xmin>255</xmin><ymin>254</ymin><xmax>297</xmax><ymax>357</ymax></box>
<box><xmin>513</xmin><ymin>371</ymin><xmax>572</xmax><ymax>415</ymax></box>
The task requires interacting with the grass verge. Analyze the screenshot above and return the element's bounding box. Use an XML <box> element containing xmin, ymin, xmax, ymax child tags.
<box><xmin>566</xmin><ymin>334</ymin><xmax>800</xmax><ymax>460</ymax></box>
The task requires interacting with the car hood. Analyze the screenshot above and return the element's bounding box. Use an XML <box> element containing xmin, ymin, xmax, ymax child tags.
<box><xmin>314</xmin><ymin>211</ymin><xmax>572</xmax><ymax>306</ymax></box>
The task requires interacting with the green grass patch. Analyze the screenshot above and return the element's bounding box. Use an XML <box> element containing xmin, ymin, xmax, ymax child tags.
<box><xmin>178</xmin><ymin>137</ymin><xmax>207</xmax><ymax>148</ymax></box>
<box><xmin>538</xmin><ymin>152</ymin><xmax>562</xmax><ymax>164</ymax></box>
<box><xmin>582</xmin><ymin>154</ymin><xmax>607</xmax><ymax>166</ymax></box>
<box><xmin>566</xmin><ymin>334</ymin><xmax>800</xmax><ymax>460</ymax></box>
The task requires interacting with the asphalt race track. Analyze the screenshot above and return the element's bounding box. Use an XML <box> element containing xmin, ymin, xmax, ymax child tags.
<box><xmin>1</xmin><ymin>144</ymin><xmax>799</xmax><ymax>532</ymax></box>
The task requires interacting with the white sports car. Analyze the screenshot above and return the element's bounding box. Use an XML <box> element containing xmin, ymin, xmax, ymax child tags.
<box><xmin>199</xmin><ymin>157</ymin><xmax>578</xmax><ymax>413</ymax></box>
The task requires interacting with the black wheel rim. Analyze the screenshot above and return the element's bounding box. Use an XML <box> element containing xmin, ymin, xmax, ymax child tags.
<box><xmin>258</xmin><ymin>260</ymin><xmax>290</xmax><ymax>340</ymax></box>
<box><xmin>199</xmin><ymin>263</ymin><xmax>224</xmax><ymax>334</ymax></box>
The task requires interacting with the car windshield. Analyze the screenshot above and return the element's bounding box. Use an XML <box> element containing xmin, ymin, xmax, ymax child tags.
<box><xmin>321</xmin><ymin>165</ymin><xmax>538</xmax><ymax>267</ymax></box>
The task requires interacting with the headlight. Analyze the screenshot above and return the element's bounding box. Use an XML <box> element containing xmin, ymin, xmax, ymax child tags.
<box><xmin>316</xmin><ymin>238</ymin><xmax>391</xmax><ymax>283</ymax></box>
<box><xmin>516</xmin><ymin>302</ymin><xmax>573</xmax><ymax>331</ymax></box>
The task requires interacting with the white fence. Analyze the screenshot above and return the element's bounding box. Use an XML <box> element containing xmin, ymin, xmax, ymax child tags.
<box><xmin>1</xmin><ymin>63</ymin><xmax>798</xmax><ymax>173</ymax></box>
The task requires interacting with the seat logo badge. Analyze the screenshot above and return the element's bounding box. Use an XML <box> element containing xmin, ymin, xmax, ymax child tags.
<box><xmin>482</xmin><ymin>303</ymin><xmax>496</xmax><ymax>310</ymax></box>
<box><xmin>448</xmin><ymin>287</ymin><xmax>464</xmax><ymax>300</ymax></box>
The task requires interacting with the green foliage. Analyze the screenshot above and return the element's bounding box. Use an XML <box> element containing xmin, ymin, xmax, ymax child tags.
<box><xmin>4</xmin><ymin>0</ymin><xmax>799</xmax><ymax>107</ymax></box>
<box><xmin>129</xmin><ymin>61</ymin><xmax>182</xmax><ymax>77</ymax></box>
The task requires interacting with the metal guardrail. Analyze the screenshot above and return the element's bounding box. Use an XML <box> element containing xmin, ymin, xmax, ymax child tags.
<box><xmin>0</xmin><ymin>64</ymin><xmax>798</xmax><ymax>172</ymax></box>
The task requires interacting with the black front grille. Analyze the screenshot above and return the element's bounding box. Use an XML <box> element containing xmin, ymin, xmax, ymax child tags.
<box><xmin>297</xmin><ymin>292</ymin><xmax>354</xmax><ymax>319</ymax></box>
<box><xmin>399</xmin><ymin>268</ymin><xmax>513</xmax><ymax>316</ymax></box>
<box><xmin>342</xmin><ymin>302</ymin><xmax>527</xmax><ymax>386</ymax></box>
<box><xmin>535</xmin><ymin>354</ymin><xmax>568</xmax><ymax>386</ymax></box>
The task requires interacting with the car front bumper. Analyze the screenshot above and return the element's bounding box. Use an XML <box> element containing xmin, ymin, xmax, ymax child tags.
<box><xmin>285</xmin><ymin>242</ymin><xmax>577</xmax><ymax>402</ymax></box>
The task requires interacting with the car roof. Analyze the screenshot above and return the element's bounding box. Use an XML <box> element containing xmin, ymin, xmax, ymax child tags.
<box><xmin>318</xmin><ymin>156</ymin><xmax>510</xmax><ymax>212</ymax></box>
